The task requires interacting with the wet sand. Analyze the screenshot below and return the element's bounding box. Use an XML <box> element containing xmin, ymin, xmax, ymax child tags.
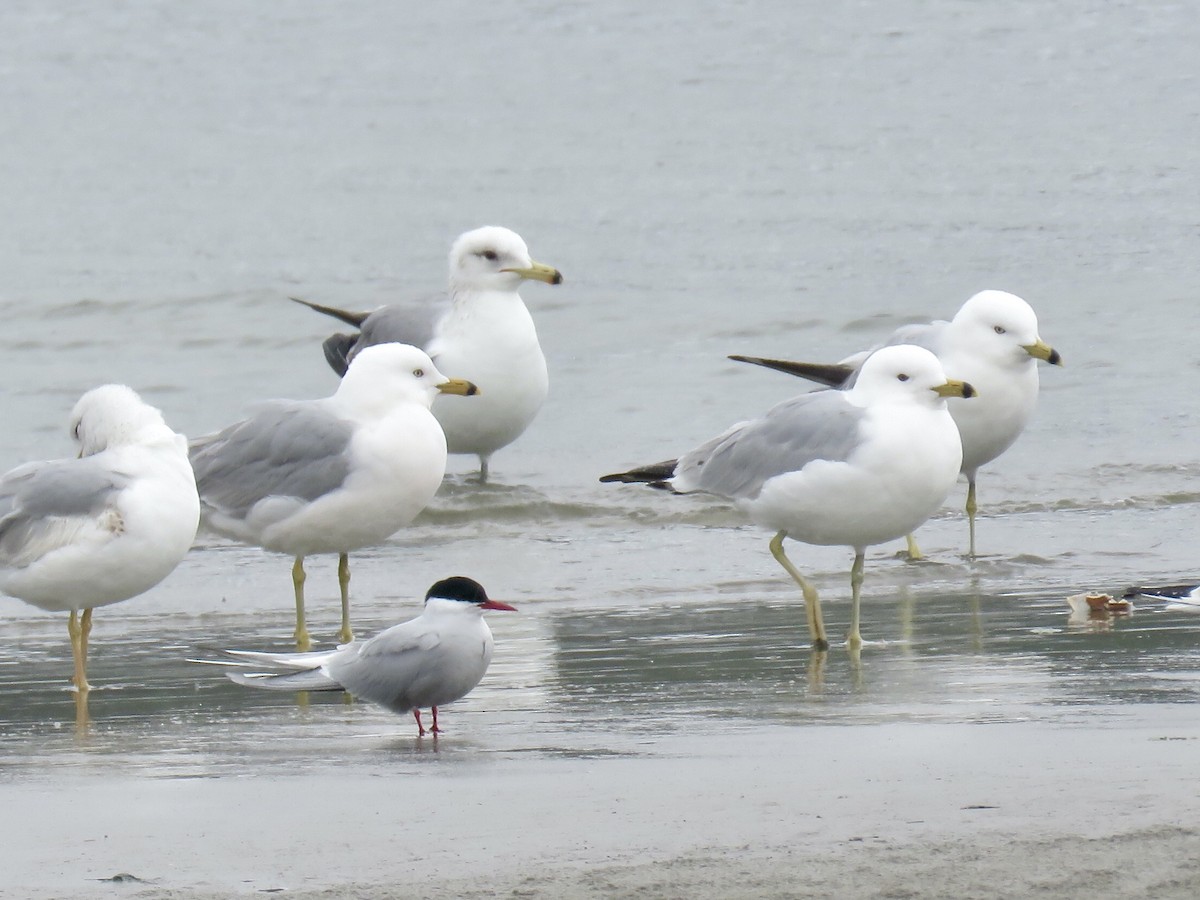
<box><xmin>6</xmin><ymin>709</ymin><xmax>1199</xmax><ymax>899</ymax></box>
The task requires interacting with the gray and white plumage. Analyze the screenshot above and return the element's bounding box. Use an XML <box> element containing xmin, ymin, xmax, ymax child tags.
<box><xmin>602</xmin><ymin>345</ymin><xmax>972</xmax><ymax>649</ymax></box>
<box><xmin>190</xmin><ymin>343</ymin><xmax>478</xmax><ymax>648</ymax></box>
<box><xmin>292</xmin><ymin>226</ymin><xmax>563</xmax><ymax>481</ymax></box>
<box><xmin>220</xmin><ymin>576</ymin><xmax>516</xmax><ymax>736</ymax></box>
<box><xmin>0</xmin><ymin>385</ymin><xmax>200</xmax><ymax>691</ymax></box>
<box><xmin>731</xmin><ymin>290</ymin><xmax>1062</xmax><ymax>557</ymax></box>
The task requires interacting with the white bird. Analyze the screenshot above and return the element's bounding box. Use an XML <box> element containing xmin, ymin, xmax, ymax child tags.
<box><xmin>730</xmin><ymin>290</ymin><xmax>1062</xmax><ymax>558</ymax></box>
<box><xmin>220</xmin><ymin>576</ymin><xmax>516</xmax><ymax>736</ymax></box>
<box><xmin>189</xmin><ymin>343</ymin><xmax>478</xmax><ymax>650</ymax></box>
<box><xmin>602</xmin><ymin>345</ymin><xmax>973</xmax><ymax>650</ymax></box>
<box><xmin>291</xmin><ymin>226</ymin><xmax>563</xmax><ymax>483</ymax></box>
<box><xmin>0</xmin><ymin>385</ymin><xmax>200</xmax><ymax>693</ymax></box>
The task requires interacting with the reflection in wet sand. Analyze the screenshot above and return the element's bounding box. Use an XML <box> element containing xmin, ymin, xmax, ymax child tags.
<box><xmin>2</xmin><ymin>587</ymin><xmax>1199</xmax><ymax>777</ymax></box>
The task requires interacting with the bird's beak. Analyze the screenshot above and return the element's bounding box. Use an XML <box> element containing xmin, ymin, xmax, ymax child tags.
<box><xmin>933</xmin><ymin>379</ymin><xmax>976</xmax><ymax>399</ymax></box>
<box><xmin>1022</xmin><ymin>339</ymin><xmax>1062</xmax><ymax>366</ymax></box>
<box><xmin>438</xmin><ymin>378</ymin><xmax>480</xmax><ymax>396</ymax></box>
<box><xmin>481</xmin><ymin>599</ymin><xmax>517</xmax><ymax>611</ymax></box>
<box><xmin>501</xmin><ymin>260</ymin><xmax>564</xmax><ymax>285</ymax></box>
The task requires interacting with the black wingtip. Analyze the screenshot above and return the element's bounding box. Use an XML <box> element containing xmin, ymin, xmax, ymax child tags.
<box><xmin>599</xmin><ymin>459</ymin><xmax>679</xmax><ymax>486</ymax></box>
<box><xmin>729</xmin><ymin>355</ymin><xmax>853</xmax><ymax>388</ymax></box>
<box><xmin>290</xmin><ymin>296</ymin><xmax>371</xmax><ymax>329</ymax></box>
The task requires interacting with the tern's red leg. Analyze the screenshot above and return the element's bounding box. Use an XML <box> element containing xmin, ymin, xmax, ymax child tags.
<box><xmin>412</xmin><ymin>709</ymin><xmax>426</xmax><ymax>736</ymax></box>
<box><xmin>430</xmin><ymin>706</ymin><xmax>441</xmax><ymax>734</ymax></box>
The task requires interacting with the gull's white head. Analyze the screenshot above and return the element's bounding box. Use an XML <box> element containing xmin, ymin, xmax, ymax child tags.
<box><xmin>70</xmin><ymin>384</ymin><xmax>176</xmax><ymax>456</ymax></box>
<box><xmin>448</xmin><ymin>226</ymin><xmax>563</xmax><ymax>295</ymax></box>
<box><xmin>852</xmin><ymin>344</ymin><xmax>976</xmax><ymax>407</ymax></box>
<box><xmin>337</xmin><ymin>342</ymin><xmax>479</xmax><ymax>416</ymax></box>
<box><xmin>951</xmin><ymin>290</ymin><xmax>1062</xmax><ymax>368</ymax></box>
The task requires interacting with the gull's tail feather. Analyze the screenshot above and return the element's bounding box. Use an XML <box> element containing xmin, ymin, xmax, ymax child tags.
<box><xmin>226</xmin><ymin>669</ymin><xmax>344</xmax><ymax>692</ymax></box>
<box><xmin>289</xmin><ymin>296</ymin><xmax>370</xmax><ymax>328</ymax></box>
<box><xmin>728</xmin><ymin>354</ymin><xmax>855</xmax><ymax>389</ymax></box>
<box><xmin>321</xmin><ymin>333</ymin><xmax>358</xmax><ymax>377</ymax></box>
<box><xmin>599</xmin><ymin>459</ymin><xmax>678</xmax><ymax>489</ymax></box>
<box><xmin>289</xmin><ymin>297</ymin><xmax>366</xmax><ymax>376</ymax></box>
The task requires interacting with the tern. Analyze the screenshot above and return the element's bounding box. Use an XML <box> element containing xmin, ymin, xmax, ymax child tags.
<box><xmin>220</xmin><ymin>576</ymin><xmax>516</xmax><ymax>736</ymax></box>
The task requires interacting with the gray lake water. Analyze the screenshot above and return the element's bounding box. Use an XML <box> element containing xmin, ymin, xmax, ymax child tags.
<box><xmin>0</xmin><ymin>0</ymin><xmax>1198</xmax><ymax>887</ymax></box>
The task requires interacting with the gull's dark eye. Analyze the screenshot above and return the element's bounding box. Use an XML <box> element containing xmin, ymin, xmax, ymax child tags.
<box><xmin>480</xmin><ymin>249</ymin><xmax>498</xmax><ymax>262</ymax></box>
<box><xmin>993</xmin><ymin>325</ymin><xmax>1006</xmax><ymax>335</ymax></box>
<box><xmin>897</xmin><ymin>373</ymin><xmax>910</xmax><ymax>382</ymax></box>
<box><xmin>413</xmin><ymin>368</ymin><xmax>425</xmax><ymax>378</ymax></box>
<box><xmin>72</xmin><ymin>422</ymin><xmax>82</xmax><ymax>440</ymax></box>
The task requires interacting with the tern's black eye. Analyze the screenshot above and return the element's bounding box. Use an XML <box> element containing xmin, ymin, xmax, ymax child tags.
<box><xmin>480</xmin><ymin>249</ymin><xmax>498</xmax><ymax>261</ymax></box>
<box><xmin>413</xmin><ymin>368</ymin><xmax>425</xmax><ymax>378</ymax></box>
<box><xmin>993</xmin><ymin>325</ymin><xmax>1006</xmax><ymax>335</ymax></box>
<box><xmin>896</xmin><ymin>373</ymin><xmax>910</xmax><ymax>382</ymax></box>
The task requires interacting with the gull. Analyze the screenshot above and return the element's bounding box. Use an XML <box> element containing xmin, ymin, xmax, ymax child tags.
<box><xmin>292</xmin><ymin>226</ymin><xmax>563</xmax><ymax>482</ymax></box>
<box><xmin>189</xmin><ymin>343</ymin><xmax>477</xmax><ymax>650</ymax></box>
<box><xmin>730</xmin><ymin>290</ymin><xmax>1061</xmax><ymax>558</ymax></box>
<box><xmin>601</xmin><ymin>345</ymin><xmax>973</xmax><ymax>651</ymax></box>
<box><xmin>219</xmin><ymin>576</ymin><xmax>516</xmax><ymax>736</ymax></box>
<box><xmin>0</xmin><ymin>385</ymin><xmax>199</xmax><ymax>693</ymax></box>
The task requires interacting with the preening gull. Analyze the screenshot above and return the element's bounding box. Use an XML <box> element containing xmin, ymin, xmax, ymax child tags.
<box><xmin>189</xmin><ymin>343</ymin><xmax>478</xmax><ymax>650</ymax></box>
<box><xmin>292</xmin><ymin>226</ymin><xmax>563</xmax><ymax>482</ymax></box>
<box><xmin>214</xmin><ymin>576</ymin><xmax>515</xmax><ymax>736</ymax></box>
<box><xmin>602</xmin><ymin>345</ymin><xmax>973</xmax><ymax>651</ymax></box>
<box><xmin>0</xmin><ymin>385</ymin><xmax>199</xmax><ymax>693</ymax></box>
<box><xmin>731</xmin><ymin>290</ymin><xmax>1061</xmax><ymax>558</ymax></box>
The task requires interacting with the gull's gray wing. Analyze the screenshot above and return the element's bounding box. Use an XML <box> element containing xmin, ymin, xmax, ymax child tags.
<box><xmin>356</xmin><ymin>302</ymin><xmax>441</xmax><ymax>353</ymax></box>
<box><xmin>293</xmin><ymin>296</ymin><xmax>444</xmax><ymax>376</ymax></box>
<box><xmin>0</xmin><ymin>458</ymin><xmax>129</xmax><ymax>565</ymax></box>
<box><xmin>189</xmin><ymin>401</ymin><xmax>355</xmax><ymax>518</ymax></box>
<box><xmin>675</xmin><ymin>390</ymin><xmax>867</xmax><ymax>501</ymax></box>
<box><xmin>839</xmin><ymin>320</ymin><xmax>949</xmax><ymax>372</ymax></box>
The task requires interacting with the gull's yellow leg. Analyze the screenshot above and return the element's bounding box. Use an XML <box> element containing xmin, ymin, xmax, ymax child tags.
<box><xmin>68</xmin><ymin>609</ymin><xmax>91</xmax><ymax>693</ymax></box>
<box><xmin>847</xmin><ymin>550</ymin><xmax>865</xmax><ymax>650</ymax></box>
<box><xmin>80</xmin><ymin>607</ymin><xmax>93</xmax><ymax>678</ymax></box>
<box><xmin>337</xmin><ymin>552</ymin><xmax>354</xmax><ymax>645</ymax></box>
<box><xmin>74</xmin><ymin>689</ymin><xmax>91</xmax><ymax>734</ymax></box>
<box><xmin>292</xmin><ymin>557</ymin><xmax>312</xmax><ymax>651</ymax></box>
<box><xmin>769</xmin><ymin>531</ymin><xmax>828</xmax><ymax>651</ymax></box>
<box><xmin>904</xmin><ymin>534</ymin><xmax>923</xmax><ymax>561</ymax></box>
<box><xmin>965</xmin><ymin>478</ymin><xmax>978</xmax><ymax>559</ymax></box>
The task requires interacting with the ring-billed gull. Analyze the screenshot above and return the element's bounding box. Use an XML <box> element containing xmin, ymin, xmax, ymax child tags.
<box><xmin>292</xmin><ymin>226</ymin><xmax>563</xmax><ymax>483</ymax></box>
<box><xmin>0</xmin><ymin>385</ymin><xmax>199</xmax><ymax>693</ymax></box>
<box><xmin>216</xmin><ymin>576</ymin><xmax>515</xmax><ymax>736</ymax></box>
<box><xmin>730</xmin><ymin>290</ymin><xmax>1061</xmax><ymax>559</ymax></box>
<box><xmin>189</xmin><ymin>343</ymin><xmax>478</xmax><ymax>650</ymax></box>
<box><xmin>601</xmin><ymin>345</ymin><xmax>974</xmax><ymax>651</ymax></box>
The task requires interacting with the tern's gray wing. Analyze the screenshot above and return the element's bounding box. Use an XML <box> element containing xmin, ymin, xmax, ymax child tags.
<box><xmin>325</xmin><ymin>619</ymin><xmax>444</xmax><ymax>712</ymax></box>
<box><xmin>0</xmin><ymin>459</ymin><xmax>129</xmax><ymax>564</ymax></box>
<box><xmin>189</xmin><ymin>401</ymin><xmax>354</xmax><ymax>518</ymax></box>
<box><xmin>676</xmin><ymin>390</ymin><xmax>867</xmax><ymax>501</ymax></box>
